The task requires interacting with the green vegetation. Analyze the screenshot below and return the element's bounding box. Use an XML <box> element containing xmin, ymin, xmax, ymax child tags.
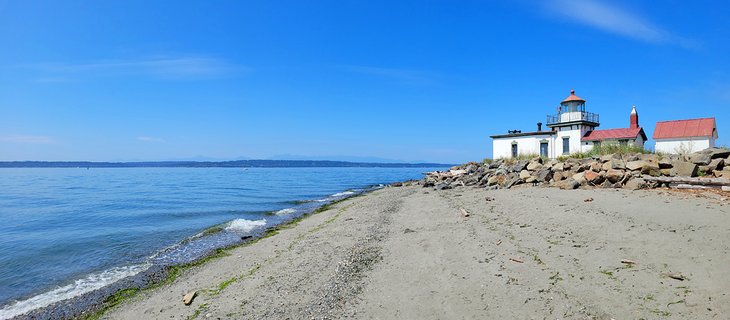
<box><xmin>186</xmin><ymin>303</ymin><xmax>209</xmax><ymax>320</ymax></box>
<box><xmin>532</xmin><ymin>253</ymin><xmax>544</xmax><ymax>265</ymax></box>
<box><xmin>556</xmin><ymin>144</ymin><xmax>651</xmax><ymax>161</ymax></box>
<box><xmin>650</xmin><ymin>309</ymin><xmax>671</xmax><ymax>317</ymax></box>
<box><xmin>200</xmin><ymin>225</ymin><xmax>225</xmax><ymax>237</ymax></box>
<box><xmin>590</xmin><ymin>143</ymin><xmax>650</xmax><ymax>156</ymax></box>
<box><xmin>599</xmin><ymin>269</ymin><xmax>614</xmax><ymax>277</ymax></box>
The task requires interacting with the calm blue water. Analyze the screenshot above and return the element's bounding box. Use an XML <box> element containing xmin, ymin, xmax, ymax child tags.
<box><xmin>0</xmin><ymin>167</ymin><xmax>441</xmax><ymax>318</ymax></box>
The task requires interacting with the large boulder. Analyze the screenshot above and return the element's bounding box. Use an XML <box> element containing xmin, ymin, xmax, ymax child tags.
<box><xmin>640</xmin><ymin>162</ymin><xmax>662</xmax><ymax>177</ymax></box>
<box><xmin>552</xmin><ymin>162</ymin><xmax>565</xmax><ymax>172</ymax></box>
<box><xmin>584</xmin><ymin>170</ymin><xmax>604</xmax><ymax>185</ymax></box>
<box><xmin>526</xmin><ymin>161</ymin><xmax>543</xmax><ymax>171</ymax></box>
<box><xmin>605</xmin><ymin>169</ymin><xmax>625</xmax><ymax>183</ymax></box>
<box><xmin>505</xmin><ymin>176</ymin><xmax>522</xmax><ymax>189</ymax></box>
<box><xmin>557</xmin><ymin>178</ymin><xmax>580</xmax><ymax>190</ymax></box>
<box><xmin>487</xmin><ymin>175</ymin><xmax>507</xmax><ymax>186</ymax></box>
<box><xmin>519</xmin><ymin>170</ymin><xmax>532</xmax><ymax>180</ymax></box>
<box><xmin>671</xmin><ymin>161</ymin><xmax>699</xmax><ymax>177</ymax></box>
<box><xmin>535</xmin><ymin>168</ymin><xmax>554</xmax><ymax>182</ymax></box>
<box><xmin>602</xmin><ymin>159</ymin><xmax>626</xmax><ymax>171</ymax></box>
<box><xmin>626</xmin><ymin>160</ymin><xmax>646</xmax><ymax>171</ymax></box>
<box><xmin>510</xmin><ymin>160</ymin><xmax>529</xmax><ymax>172</ymax></box>
<box><xmin>658</xmin><ymin>158</ymin><xmax>674</xmax><ymax>169</ymax></box>
<box><xmin>624</xmin><ymin>178</ymin><xmax>647</xmax><ymax>190</ymax></box>
<box><xmin>687</xmin><ymin>148</ymin><xmax>729</xmax><ymax>165</ymax></box>
<box><xmin>708</xmin><ymin>158</ymin><xmax>725</xmax><ymax>171</ymax></box>
<box><xmin>572</xmin><ymin>172</ymin><xmax>587</xmax><ymax>186</ymax></box>
<box><xmin>590</xmin><ymin>161</ymin><xmax>602</xmax><ymax>172</ymax></box>
<box><xmin>688</xmin><ymin>152</ymin><xmax>712</xmax><ymax>165</ymax></box>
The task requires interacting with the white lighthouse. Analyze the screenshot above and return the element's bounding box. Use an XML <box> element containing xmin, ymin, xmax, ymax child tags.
<box><xmin>490</xmin><ymin>89</ymin><xmax>646</xmax><ymax>159</ymax></box>
<box><xmin>546</xmin><ymin>90</ymin><xmax>600</xmax><ymax>155</ymax></box>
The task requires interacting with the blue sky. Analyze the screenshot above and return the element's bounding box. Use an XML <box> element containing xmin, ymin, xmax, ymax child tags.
<box><xmin>0</xmin><ymin>0</ymin><xmax>728</xmax><ymax>163</ymax></box>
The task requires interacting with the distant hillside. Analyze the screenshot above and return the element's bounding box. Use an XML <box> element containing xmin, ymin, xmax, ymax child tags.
<box><xmin>0</xmin><ymin>160</ymin><xmax>453</xmax><ymax>168</ymax></box>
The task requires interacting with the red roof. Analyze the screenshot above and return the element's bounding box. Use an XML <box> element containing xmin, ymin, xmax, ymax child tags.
<box><xmin>582</xmin><ymin>127</ymin><xmax>646</xmax><ymax>141</ymax></box>
<box><xmin>561</xmin><ymin>89</ymin><xmax>585</xmax><ymax>103</ymax></box>
<box><xmin>653</xmin><ymin>118</ymin><xmax>716</xmax><ymax>139</ymax></box>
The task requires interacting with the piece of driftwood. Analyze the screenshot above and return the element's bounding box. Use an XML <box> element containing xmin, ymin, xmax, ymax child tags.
<box><xmin>459</xmin><ymin>208</ymin><xmax>470</xmax><ymax>218</ymax></box>
<box><xmin>674</xmin><ymin>184</ymin><xmax>711</xmax><ymax>190</ymax></box>
<box><xmin>584</xmin><ymin>197</ymin><xmax>594</xmax><ymax>202</ymax></box>
<box><xmin>509</xmin><ymin>257</ymin><xmax>524</xmax><ymax>263</ymax></box>
<box><xmin>183</xmin><ymin>290</ymin><xmax>197</xmax><ymax>305</ymax></box>
<box><xmin>496</xmin><ymin>239</ymin><xmax>502</xmax><ymax>246</ymax></box>
<box><xmin>662</xmin><ymin>272</ymin><xmax>687</xmax><ymax>281</ymax></box>
<box><xmin>644</xmin><ymin>176</ymin><xmax>730</xmax><ymax>187</ymax></box>
<box><xmin>620</xmin><ymin>259</ymin><xmax>637</xmax><ymax>265</ymax></box>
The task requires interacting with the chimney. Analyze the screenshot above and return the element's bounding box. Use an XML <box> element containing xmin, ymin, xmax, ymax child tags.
<box><xmin>630</xmin><ymin>106</ymin><xmax>639</xmax><ymax>128</ymax></box>
<box><xmin>537</xmin><ymin>122</ymin><xmax>543</xmax><ymax>132</ymax></box>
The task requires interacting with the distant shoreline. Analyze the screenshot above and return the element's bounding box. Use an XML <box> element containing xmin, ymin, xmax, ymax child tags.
<box><xmin>0</xmin><ymin>160</ymin><xmax>454</xmax><ymax>169</ymax></box>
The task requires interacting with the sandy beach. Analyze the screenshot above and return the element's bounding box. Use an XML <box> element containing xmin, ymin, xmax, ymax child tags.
<box><xmin>102</xmin><ymin>185</ymin><xmax>730</xmax><ymax>319</ymax></box>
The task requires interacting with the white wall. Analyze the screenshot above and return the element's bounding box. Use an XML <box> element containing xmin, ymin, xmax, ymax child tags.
<box><xmin>655</xmin><ymin>138</ymin><xmax>712</xmax><ymax>154</ymax></box>
<box><xmin>555</xmin><ymin>125</ymin><xmax>593</xmax><ymax>155</ymax></box>
<box><xmin>492</xmin><ymin>135</ymin><xmax>554</xmax><ymax>159</ymax></box>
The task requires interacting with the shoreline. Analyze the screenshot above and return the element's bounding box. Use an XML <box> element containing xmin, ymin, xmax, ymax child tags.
<box><xmin>3</xmin><ymin>184</ymin><xmax>389</xmax><ymax>320</ymax></box>
<box><xmin>8</xmin><ymin>179</ymin><xmax>729</xmax><ymax>319</ymax></box>
<box><xmin>92</xmin><ymin>184</ymin><xmax>729</xmax><ymax>319</ymax></box>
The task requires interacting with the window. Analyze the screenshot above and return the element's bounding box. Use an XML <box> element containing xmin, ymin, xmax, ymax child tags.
<box><xmin>562</xmin><ymin>137</ymin><xmax>570</xmax><ymax>154</ymax></box>
<box><xmin>511</xmin><ymin>143</ymin><xmax>518</xmax><ymax>158</ymax></box>
<box><xmin>540</xmin><ymin>142</ymin><xmax>549</xmax><ymax>157</ymax></box>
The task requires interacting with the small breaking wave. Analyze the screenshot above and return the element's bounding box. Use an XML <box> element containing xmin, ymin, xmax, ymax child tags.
<box><xmin>329</xmin><ymin>191</ymin><xmax>355</xmax><ymax>197</ymax></box>
<box><xmin>274</xmin><ymin>208</ymin><xmax>296</xmax><ymax>215</ymax></box>
<box><xmin>0</xmin><ymin>264</ymin><xmax>149</xmax><ymax>320</ymax></box>
<box><xmin>225</xmin><ymin>219</ymin><xmax>267</xmax><ymax>233</ymax></box>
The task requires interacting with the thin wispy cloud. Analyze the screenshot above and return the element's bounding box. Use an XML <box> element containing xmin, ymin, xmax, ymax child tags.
<box><xmin>544</xmin><ymin>0</ymin><xmax>694</xmax><ymax>47</ymax></box>
<box><xmin>137</xmin><ymin>136</ymin><xmax>165</xmax><ymax>143</ymax></box>
<box><xmin>23</xmin><ymin>56</ymin><xmax>246</xmax><ymax>81</ymax></box>
<box><xmin>0</xmin><ymin>135</ymin><xmax>55</xmax><ymax>144</ymax></box>
<box><xmin>340</xmin><ymin>65</ymin><xmax>437</xmax><ymax>85</ymax></box>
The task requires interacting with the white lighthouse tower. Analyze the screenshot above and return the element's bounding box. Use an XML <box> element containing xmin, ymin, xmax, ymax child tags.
<box><xmin>546</xmin><ymin>90</ymin><xmax>600</xmax><ymax>155</ymax></box>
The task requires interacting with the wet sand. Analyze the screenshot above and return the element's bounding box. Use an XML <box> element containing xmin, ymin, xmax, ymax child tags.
<box><xmin>103</xmin><ymin>185</ymin><xmax>730</xmax><ymax>319</ymax></box>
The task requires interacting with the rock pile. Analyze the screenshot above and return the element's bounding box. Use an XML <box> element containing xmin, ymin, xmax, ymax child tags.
<box><xmin>422</xmin><ymin>147</ymin><xmax>730</xmax><ymax>191</ymax></box>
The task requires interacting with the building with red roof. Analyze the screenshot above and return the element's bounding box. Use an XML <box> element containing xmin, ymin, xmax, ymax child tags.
<box><xmin>581</xmin><ymin>106</ymin><xmax>647</xmax><ymax>148</ymax></box>
<box><xmin>653</xmin><ymin>118</ymin><xmax>718</xmax><ymax>154</ymax></box>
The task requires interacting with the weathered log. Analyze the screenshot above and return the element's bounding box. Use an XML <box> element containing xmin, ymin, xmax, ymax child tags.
<box><xmin>674</xmin><ymin>184</ymin><xmax>712</xmax><ymax>190</ymax></box>
<box><xmin>643</xmin><ymin>176</ymin><xmax>730</xmax><ymax>187</ymax></box>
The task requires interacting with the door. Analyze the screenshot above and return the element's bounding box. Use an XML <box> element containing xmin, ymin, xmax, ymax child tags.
<box><xmin>540</xmin><ymin>142</ymin><xmax>548</xmax><ymax>158</ymax></box>
<box><xmin>511</xmin><ymin>144</ymin><xmax>518</xmax><ymax>158</ymax></box>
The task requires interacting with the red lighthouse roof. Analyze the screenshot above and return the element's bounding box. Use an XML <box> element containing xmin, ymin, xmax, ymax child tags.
<box><xmin>561</xmin><ymin>89</ymin><xmax>585</xmax><ymax>103</ymax></box>
<box><xmin>653</xmin><ymin>118</ymin><xmax>716</xmax><ymax>139</ymax></box>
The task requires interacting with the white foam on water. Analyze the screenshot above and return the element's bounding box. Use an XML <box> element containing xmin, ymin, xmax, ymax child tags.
<box><xmin>330</xmin><ymin>191</ymin><xmax>355</xmax><ymax>197</ymax></box>
<box><xmin>0</xmin><ymin>264</ymin><xmax>150</xmax><ymax>320</ymax></box>
<box><xmin>274</xmin><ymin>208</ymin><xmax>296</xmax><ymax>215</ymax></box>
<box><xmin>225</xmin><ymin>219</ymin><xmax>267</xmax><ymax>233</ymax></box>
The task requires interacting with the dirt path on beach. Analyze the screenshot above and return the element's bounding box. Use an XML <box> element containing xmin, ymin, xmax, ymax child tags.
<box><xmin>104</xmin><ymin>185</ymin><xmax>730</xmax><ymax>319</ymax></box>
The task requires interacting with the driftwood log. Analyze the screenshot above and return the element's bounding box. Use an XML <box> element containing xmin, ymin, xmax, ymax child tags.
<box><xmin>675</xmin><ymin>184</ymin><xmax>712</xmax><ymax>190</ymax></box>
<box><xmin>644</xmin><ymin>176</ymin><xmax>730</xmax><ymax>187</ymax></box>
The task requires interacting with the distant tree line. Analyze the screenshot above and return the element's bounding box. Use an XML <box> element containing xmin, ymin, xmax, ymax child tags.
<box><xmin>0</xmin><ymin>160</ymin><xmax>452</xmax><ymax>168</ymax></box>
